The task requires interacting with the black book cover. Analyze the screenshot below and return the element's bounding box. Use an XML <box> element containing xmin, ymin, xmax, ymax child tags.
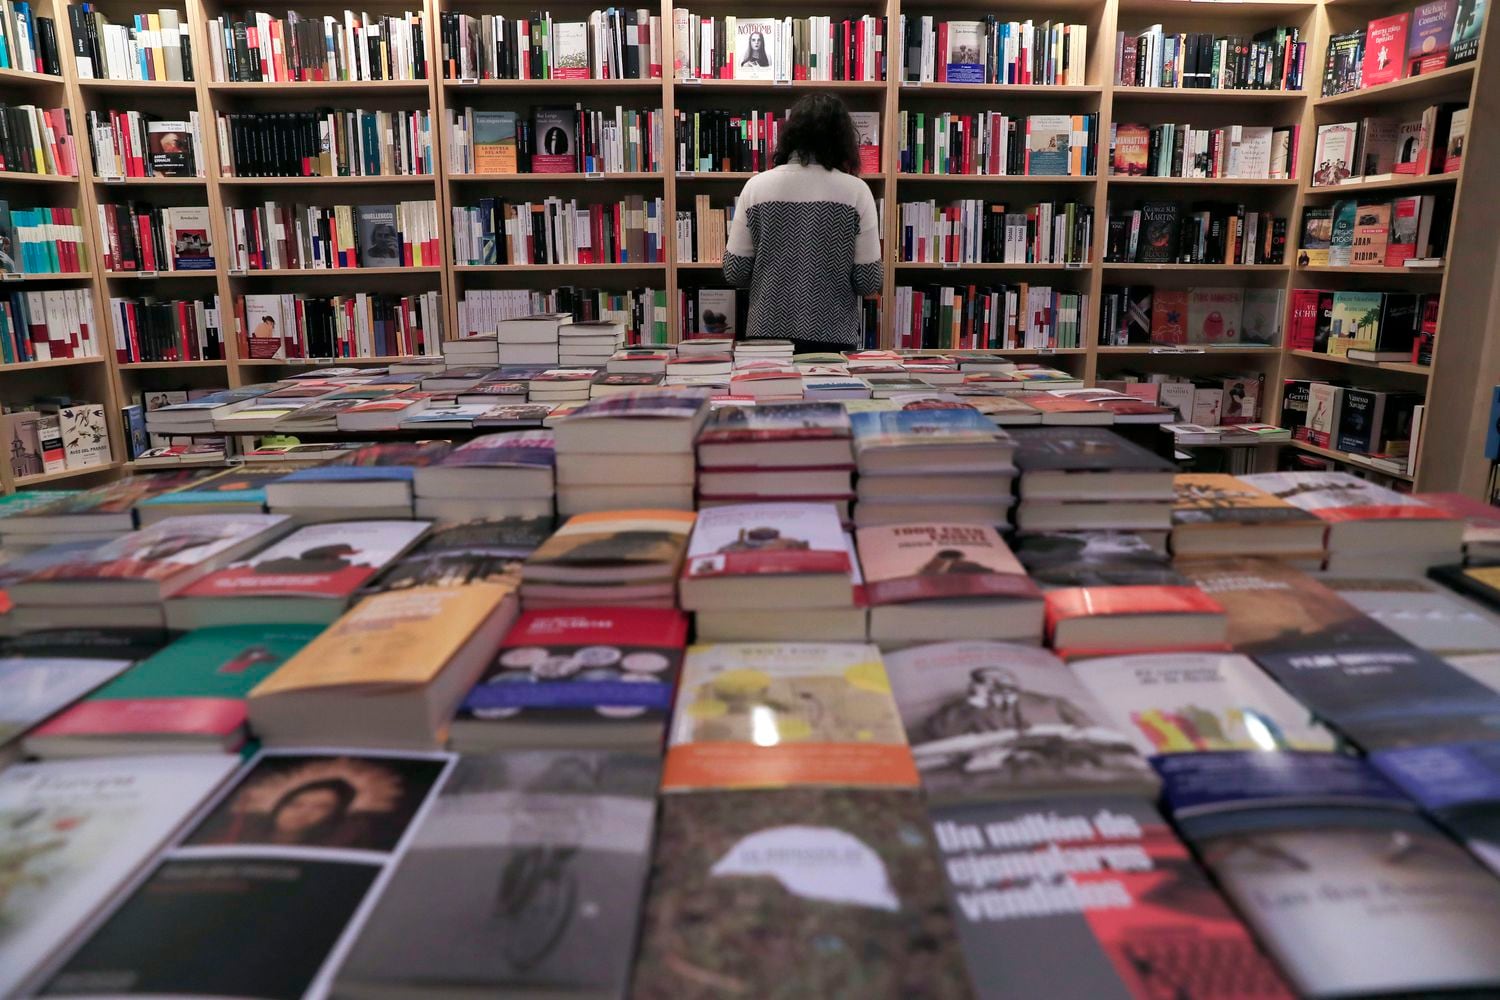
<box><xmin>1012</xmin><ymin>426</ymin><xmax>1176</xmax><ymax>473</ymax></box>
<box><xmin>1137</xmin><ymin>201</ymin><xmax>1179</xmax><ymax>262</ymax></box>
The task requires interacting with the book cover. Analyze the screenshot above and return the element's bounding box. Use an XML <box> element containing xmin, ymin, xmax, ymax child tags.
<box><xmin>1070</xmin><ymin>650</ymin><xmax>1334</xmax><ymax>755</ymax></box>
<box><xmin>695</xmin><ymin>288</ymin><xmax>737</xmax><ymax>336</ymax></box>
<box><xmin>525</xmin><ymin>509</ymin><xmax>696</xmax><ymax>579</ymax></box>
<box><xmin>3</xmin><ymin>409</ymin><xmax>43</xmax><ymax>479</ymax></box>
<box><xmin>26</xmin><ymin>625</ymin><xmax>321</xmax><ymax>748</ymax></box>
<box><xmin>1149</xmin><ymin>289</ymin><xmax>1188</xmax><ymax>343</ymax></box>
<box><xmin>885</xmin><ymin>640</ymin><xmax>1156</xmax><ymax>800</ymax></box>
<box><xmin>1313</xmin><ymin>124</ymin><xmax>1359</xmax><ymax>185</ymax></box>
<box><xmin>1362</xmin><ymin>12</ymin><xmax>1410</xmax><ymax>86</ymax></box>
<box><xmin>1025</xmin><ymin>115</ymin><xmax>1072</xmax><ymax>176</ymax></box>
<box><xmin>663</xmin><ymin>643</ymin><xmax>917</xmax><ymax>791</ymax></box>
<box><xmin>1239</xmin><ymin>288</ymin><xmax>1282</xmax><ymax>345</ymax></box>
<box><xmin>531</xmin><ymin>107</ymin><xmax>578</xmax><ymax>173</ymax></box>
<box><xmin>58</xmin><ymin>404</ymin><xmax>109</xmax><ymax>470</ymax></box>
<box><xmin>1185</xmin><ymin>287</ymin><xmax>1243</xmax><ymax>345</ymax></box>
<box><xmin>1350</xmin><ymin>201</ymin><xmax>1391</xmax><ymax>267</ymax></box>
<box><xmin>850</xmin><ymin>408</ymin><xmax>1008</xmax><ymax>455</ymax></box>
<box><xmin>0</xmin><ymin>755</ymin><xmax>238</xmax><ymax>997</ymax></box>
<box><xmin>698</xmin><ymin>401</ymin><xmax>851</xmax><ymax>445</ymax></box>
<box><xmin>944</xmin><ymin>20</ymin><xmax>984</xmax><ymax>82</ymax></box>
<box><xmin>1238</xmin><ymin>470</ymin><xmax>1449</xmax><ymax>524</ymax></box>
<box><xmin>849</xmin><ymin>111</ymin><xmax>881</xmax><ymax>173</ymax></box>
<box><xmin>1373</xmin><ymin>741</ymin><xmax>1500</xmax><ymax>876</ymax></box>
<box><xmin>354</xmin><ymin>204</ymin><xmax>400</xmax><ymax>268</ymax></box>
<box><xmin>1408</xmin><ymin>0</ymin><xmax>1456</xmax><ymax>74</ymax></box>
<box><xmin>551</xmin><ymin>21</ymin><xmax>589</xmax><ymax>79</ymax></box>
<box><xmin>633</xmin><ymin>788</ymin><xmax>969</xmax><ymax>999</ymax></box>
<box><xmin>684</xmin><ymin>502</ymin><xmax>851</xmax><ymax>583</ymax></box>
<box><xmin>1112</xmin><ymin>124</ymin><xmax>1150</xmax><ymax>176</ymax></box>
<box><xmin>145</xmin><ymin>120</ymin><xmax>193</xmax><ymax>176</ymax></box>
<box><xmin>931</xmin><ymin>794</ymin><xmax>1293</xmax><ymax>1000</ymax></box>
<box><xmin>337</xmin><ymin>751</ymin><xmax>658</xmax><ymax>997</ymax></box>
<box><xmin>1014</xmin><ymin>531</ymin><xmax>1185</xmax><ymax>587</ymax></box>
<box><xmin>1161</xmin><ymin>751</ymin><xmax>1500</xmax><ymax>999</ymax></box>
<box><xmin>457</xmin><ymin>608</ymin><xmax>687</xmax><ymax>723</ymax></box>
<box><xmin>735</xmin><ymin>18</ymin><xmax>777</xmax><ymax>80</ymax></box>
<box><xmin>430</xmin><ymin>430</ymin><xmax>554</xmax><ymax>470</ymax></box>
<box><xmin>167</xmin><ymin>206</ymin><xmax>213</xmax><ymax>269</ymax></box>
<box><xmin>1450</xmin><ymin>0</ymin><xmax>1485</xmax><ymax>62</ymax></box>
<box><xmin>21</xmin><ymin>513</ymin><xmax>288</xmax><ymax>585</ymax></box>
<box><xmin>470</xmin><ymin>111</ymin><xmax>518</xmax><ymax>174</ymax></box>
<box><xmin>1298</xmin><ymin>206</ymin><xmax>1333</xmax><ymax>266</ymax></box>
<box><xmin>1328</xmin><ymin>199</ymin><xmax>1358</xmax><ymax>267</ymax></box>
<box><xmin>242</xmin><ymin>294</ymin><xmax>286</xmax><ymax>359</ymax></box>
<box><xmin>0</xmin><ymin>654</ymin><xmax>135</xmax><ymax>747</ymax></box>
<box><xmin>1172</xmin><ymin>474</ymin><xmax>1324</xmax><ymax>527</ymax></box>
<box><xmin>857</xmin><ymin>524</ymin><xmax>1039</xmax><ymax>604</ymax></box>
<box><xmin>176</xmin><ymin>520</ymin><xmax>430</xmax><ymax>600</ymax></box>
<box><xmin>1012</xmin><ymin>427</ymin><xmax>1175</xmax><ymax>474</ymax></box>
<box><xmin>1137</xmin><ymin>201</ymin><xmax>1179</xmax><ymax>263</ymax></box>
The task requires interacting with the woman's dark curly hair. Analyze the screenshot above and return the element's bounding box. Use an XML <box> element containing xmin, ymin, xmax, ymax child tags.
<box><xmin>773</xmin><ymin>93</ymin><xmax>861</xmax><ymax>175</ymax></box>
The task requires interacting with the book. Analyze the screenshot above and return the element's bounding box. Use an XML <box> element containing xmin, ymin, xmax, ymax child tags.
<box><xmin>1409</xmin><ymin>0</ymin><xmax>1456</xmax><ymax>74</ymax></box>
<box><xmin>335</xmin><ymin>750</ymin><xmax>658</xmax><ymax>1000</ymax></box>
<box><xmin>1170</xmin><ymin>473</ymin><xmax>1327</xmax><ymax>557</ymax></box>
<box><xmin>1185</xmin><ymin>287</ymin><xmax>1242</xmax><ymax>344</ymax></box>
<box><xmin>1373</xmin><ymin>741</ymin><xmax>1500</xmax><ymax>877</ymax></box>
<box><xmin>411</xmin><ymin>430</ymin><xmax>555</xmax><ymax>500</ymax></box>
<box><xmin>694</xmin><ymin>288</ymin><xmax>737</xmax><ymax>336</ymax></box>
<box><xmin>0</xmin><ymin>653</ymin><xmax>136</xmax><ymax>751</ymax></box>
<box><xmin>451</xmin><ymin>608</ymin><xmax>687</xmax><ymax>752</ymax></box>
<box><xmin>1137</xmin><ymin>200</ymin><xmax>1179</xmax><ymax>263</ymax></box>
<box><xmin>1326</xmin><ymin>574</ymin><xmax>1500</xmax><ymax>656</ymax></box>
<box><xmin>265</xmin><ymin>441</ymin><xmax>453</xmax><ymax>513</ymax></box>
<box><xmin>1450</xmin><ymin>0</ymin><xmax>1485</xmax><ymax>63</ymax></box>
<box><xmin>1160</xmin><ymin>751</ymin><xmax>1500</xmax><ymax>998</ymax></box>
<box><xmin>10</xmin><ymin>513</ymin><xmax>291</xmax><ymax>608</ymax></box>
<box><xmin>696</xmin><ymin>401</ymin><xmax>853</xmax><ymax>468</ymax></box>
<box><xmin>1299</xmin><ymin>207</ymin><xmax>1333</xmax><ymax>267</ymax></box>
<box><xmin>1013</xmin><ymin>427</ymin><xmax>1176</xmax><ymax>499</ymax></box>
<box><xmin>1350</xmin><ymin>201</ymin><xmax>1391</xmax><ymax>266</ymax></box>
<box><xmin>734</xmin><ymin>17</ymin><xmax>777</xmax><ymax>80</ymax></box>
<box><xmin>1014</xmin><ymin>530</ymin><xmax>1182</xmax><ymax>587</ymax></box>
<box><xmin>42</xmin><ymin>751</ymin><xmax>450</xmax><ymax>1000</ymax></box>
<box><xmin>522</xmin><ymin>509</ymin><xmax>695</xmax><ymax>608</ymax></box>
<box><xmin>0</xmin><ymin>470</ymin><xmax>216</xmax><ymax>542</ymax></box>
<box><xmin>0</xmin><ymin>755</ymin><xmax>239</xmax><ymax>998</ymax></box>
<box><xmin>1328</xmin><ymin>289</ymin><xmax>1383</xmax><ymax>356</ymax></box>
<box><xmin>1179</xmin><ymin>557</ymin><xmax>1500</xmax><ymax>748</ymax></box>
<box><xmin>2</xmin><ymin>409</ymin><xmax>44</xmax><ymax>480</ymax></box>
<box><xmin>354</xmin><ymin>204</ymin><xmax>400</xmax><ymax>267</ymax></box>
<box><xmin>944</xmin><ymin>20</ymin><xmax>985</xmax><ymax>82</ymax></box>
<box><xmin>680</xmin><ymin>502</ymin><xmax>853</xmax><ymax>611</ymax></box>
<box><xmin>1149</xmin><ymin>288</ymin><xmax>1188</xmax><ymax>344</ymax></box>
<box><xmin>57</xmin><ymin>404</ymin><xmax>109</xmax><ymax>470</ymax></box>
<box><xmin>470</xmin><ymin>110</ymin><xmax>518</xmax><ymax>173</ymax></box>
<box><xmin>633</xmin><ymin>788</ymin><xmax>969</xmax><ymax>997</ymax></box>
<box><xmin>23</xmin><ymin>625</ymin><xmax>321</xmax><ymax>757</ymax></box>
<box><xmin>849</xmin><ymin>111</ymin><xmax>881</xmax><ymax>173</ymax></box>
<box><xmin>167</xmin><ymin>520</ymin><xmax>431</xmax><ymax>629</ymax></box>
<box><xmin>885</xmin><ymin>640</ymin><xmax>1156</xmax><ymax>801</ymax></box>
<box><xmin>1070</xmin><ymin>650</ymin><xmax>1334</xmax><ymax>755</ymax></box>
<box><xmin>145</xmin><ymin>120</ymin><xmax>194</xmax><ymax>176</ymax></box>
<box><xmin>662</xmin><ymin>643</ymin><xmax>917</xmax><ymax>791</ymax></box>
<box><xmin>248</xmin><ymin>583</ymin><xmax>519</xmax><ymax>749</ymax></box>
<box><xmin>359</xmin><ymin>517</ymin><xmax>546</xmax><ymax>595</ymax></box>
<box><xmin>930</xmin><ymin>794</ymin><xmax>1293</xmax><ymax>1000</ymax></box>
<box><xmin>1362</xmin><ymin>12</ymin><xmax>1409</xmax><ymax>87</ymax></box>
<box><xmin>1240</xmin><ymin>288</ymin><xmax>1283</xmax><ymax>345</ymax></box>
<box><xmin>1313</xmin><ymin>123</ymin><xmax>1359</xmax><ymax>185</ymax></box>
<box><xmin>530</xmin><ymin>107</ymin><xmax>579</xmax><ymax>172</ymax></box>
<box><xmin>1336</xmin><ymin>387</ymin><xmax>1419</xmax><ymax>454</ymax></box>
<box><xmin>1044</xmin><ymin>584</ymin><xmax>1228</xmax><ymax>654</ymax></box>
<box><xmin>1445</xmin><ymin>106</ymin><xmax>1468</xmax><ymax>171</ymax></box>
<box><xmin>1328</xmin><ymin>199</ymin><xmax>1358</xmax><ymax>266</ymax></box>
<box><xmin>850</xmin><ymin>409</ymin><xmax>1013</xmax><ymax>473</ymax></box>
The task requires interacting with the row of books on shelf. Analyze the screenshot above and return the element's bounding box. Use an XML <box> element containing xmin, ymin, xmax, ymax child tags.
<box><xmin>451</xmin><ymin>196</ymin><xmax>666</xmax><ymax>266</ymax></box>
<box><xmin>1109</xmin><ymin>121</ymin><xmax>1300</xmax><ymax>180</ymax></box>
<box><xmin>1288</xmin><ymin>287</ymin><xmax>1438</xmax><ymax>363</ymax></box>
<box><xmin>0</xmin><ymin>103</ymin><xmax>78</xmax><ymax>177</ymax></box>
<box><xmin>108</xmin><ymin>294</ymin><xmax>223</xmax><ymax>363</ymax></box>
<box><xmin>676</xmin><ymin>108</ymin><xmax>881</xmax><ymax>175</ymax></box>
<box><xmin>1115</xmin><ymin>24</ymin><xmax>1307</xmax><ymax>91</ymax></box>
<box><xmin>1299</xmin><ymin>193</ymin><xmax>1451</xmax><ymax>268</ymax></box>
<box><xmin>896</xmin><ymin>111</ymin><xmax>1098</xmax><ymax>177</ymax></box>
<box><xmin>0</xmin><ymin>286</ymin><xmax>97</xmax><ymax>362</ymax></box>
<box><xmin>1312</xmin><ymin>105</ymin><xmax>1464</xmax><ymax>188</ymax></box>
<box><xmin>894</xmin><ymin>283</ymin><xmax>1089</xmax><ymax>351</ymax></box>
<box><xmin>202</xmin><ymin>8</ymin><xmax>429</xmax><ymax>82</ymax></box>
<box><xmin>224</xmin><ymin>199</ymin><xmax>440</xmax><ymax>271</ymax></box>
<box><xmin>214</xmin><ymin>109</ymin><xmax>434</xmax><ymax>179</ymax></box>
<box><xmin>440</xmin><ymin>8</ymin><xmax>662</xmax><ymax>82</ymax></box>
<box><xmin>85</xmin><ymin>111</ymin><xmax>203</xmax><ymax>179</ymax></box>
<box><xmin>96</xmin><ymin>202</ymin><xmax>212</xmax><ymax>274</ymax></box>
<box><xmin>1105</xmin><ymin>201</ymin><xmax>1288</xmax><ymax>266</ymax></box>
<box><xmin>1095</xmin><ymin>370</ymin><xmax>1267</xmax><ymax>427</ymax></box>
<box><xmin>0</xmin><ymin>400</ymin><xmax>109</xmax><ymax>476</ymax></box>
<box><xmin>235</xmin><ymin>290</ymin><xmax>444</xmax><ymax>362</ymax></box>
<box><xmin>457</xmin><ymin>285</ymin><xmax>666</xmax><ymax>344</ymax></box>
<box><xmin>447</xmin><ymin>105</ymin><xmax>660</xmax><ymax>176</ymax></box>
<box><xmin>1321</xmin><ymin>0</ymin><xmax>1483</xmax><ymax>97</ymax></box>
<box><xmin>1098</xmin><ymin>284</ymin><xmax>1284</xmax><ymax>347</ymax></box>
<box><xmin>0</xmin><ymin>1</ymin><xmax>59</xmax><ymax>75</ymax></box>
<box><xmin>1283</xmin><ymin>378</ymin><xmax>1424</xmax><ymax>473</ymax></box>
<box><xmin>672</xmin><ymin>12</ymin><xmax>885</xmax><ymax>82</ymax></box>
<box><xmin>68</xmin><ymin>6</ymin><xmax>192</xmax><ymax>82</ymax></box>
<box><xmin>2</xmin><ymin>203</ymin><xmax>88</xmax><ymax>274</ymax></box>
<box><xmin>897</xmin><ymin>198</ymin><xmax>1091</xmax><ymax>265</ymax></box>
<box><xmin>895</xmin><ymin>16</ymin><xmax>1086</xmax><ymax>86</ymax></box>
<box><xmin>675</xmin><ymin>192</ymin><xmax>735</xmax><ymax>264</ymax></box>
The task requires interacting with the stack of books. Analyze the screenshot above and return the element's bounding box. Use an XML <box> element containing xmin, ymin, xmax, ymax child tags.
<box><xmin>552</xmin><ymin>389</ymin><xmax>709</xmax><ymax>515</ymax></box>
<box><xmin>696</xmin><ymin>403</ymin><xmax>856</xmax><ymax>517</ymax></box>
<box><xmin>1013</xmin><ymin>427</ymin><xmax>1176</xmax><ymax>533</ymax></box>
<box><xmin>521</xmin><ymin>509</ymin><xmax>695</xmax><ymax>609</ymax></box>
<box><xmin>411</xmin><ymin>432</ymin><xmax>556</xmax><ymax>522</ymax></box>
<box><xmin>850</xmin><ymin>409</ymin><xmax>1016</xmax><ymax>527</ymax></box>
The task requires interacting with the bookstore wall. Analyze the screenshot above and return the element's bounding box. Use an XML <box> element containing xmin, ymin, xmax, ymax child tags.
<box><xmin>7</xmin><ymin>1</ymin><xmax>1500</xmax><ymax>997</ymax></box>
<box><xmin>0</xmin><ymin>0</ymin><xmax>1493</xmax><ymax>494</ymax></box>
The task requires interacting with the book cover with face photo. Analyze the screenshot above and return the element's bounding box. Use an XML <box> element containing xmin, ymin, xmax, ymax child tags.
<box><xmin>930</xmin><ymin>794</ymin><xmax>1293</xmax><ymax>1000</ymax></box>
<box><xmin>633</xmin><ymin>788</ymin><xmax>970</xmax><ymax>1000</ymax></box>
<box><xmin>735</xmin><ymin>18</ymin><xmax>777</xmax><ymax>79</ymax></box>
<box><xmin>884</xmin><ymin>641</ymin><xmax>1156</xmax><ymax>801</ymax></box>
<box><xmin>336</xmin><ymin>751</ymin><xmax>659</xmax><ymax>998</ymax></box>
<box><xmin>145</xmin><ymin>121</ymin><xmax>194</xmax><ymax>176</ymax></box>
<box><xmin>355</xmin><ymin>205</ymin><xmax>401</xmax><ymax>268</ymax></box>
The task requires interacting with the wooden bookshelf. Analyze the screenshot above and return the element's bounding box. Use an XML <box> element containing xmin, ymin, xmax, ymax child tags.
<box><xmin>0</xmin><ymin>0</ymin><xmax>1488</xmax><ymax>494</ymax></box>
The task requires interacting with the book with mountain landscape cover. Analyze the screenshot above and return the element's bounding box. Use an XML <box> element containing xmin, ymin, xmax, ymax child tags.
<box><xmin>451</xmin><ymin>608</ymin><xmax>687</xmax><ymax>751</ymax></box>
<box><xmin>1179</xmin><ymin>557</ymin><xmax>1500</xmax><ymax>748</ymax></box>
<box><xmin>632</xmin><ymin>788</ymin><xmax>969</xmax><ymax>1000</ymax></box>
<box><xmin>336</xmin><ymin>751</ymin><xmax>658</xmax><ymax>1000</ymax></box>
<box><xmin>1013</xmin><ymin>531</ymin><xmax>1182</xmax><ymax>588</ymax></box>
<box><xmin>525</xmin><ymin>509</ymin><xmax>695</xmax><ymax>585</ymax></box>
<box><xmin>930</xmin><ymin>793</ymin><xmax>1293</xmax><ymax>1000</ymax></box>
<box><xmin>41</xmin><ymin>751</ymin><xmax>451</xmax><ymax>1000</ymax></box>
<box><xmin>850</xmin><ymin>409</ymin><xmax>1014</xmax><ymax>473</ymax></box>
<box><xmin>1159</xmin><ymin>750</ymin><xmax>1500</xmax><ymax>999</ymax></box>
<box><xmin>1068</xmin><ymin>651</ymin><xmax>1335</xmax><ymax>756</ymax></box>
<box><xmin>0</xmin><ymin>755</ymin><xmax>238</xmax><ymax>998</ymax></box>
<box><xmin>663</xmin><ymin>643</ymin><xmax>916</xmax><ymax>791</ymax></box>
<box><xmin>23</xmin><ymin>625</ymin><xmax>321</xmax><ymax>756</ymax></box>
<box><xmin>884</xmin><ymin>640</ymin><xmax>1156</xmax><ymax>801</ymax></box>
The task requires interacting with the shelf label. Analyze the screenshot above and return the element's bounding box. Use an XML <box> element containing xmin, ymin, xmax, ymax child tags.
<box><xmin>229</xmin><ymin>268</ymin><xmax>246</xmax><ymax>276</ymax></box>
<box><xmin>1064</xmin><ymin>261</ymin><xmax>1085</xmax><ymax>269</ymax></box>
<box><xmin>1150</xmin><ymin>346</ymin><xmax>1206</xmax><ymax>354</ymax></box>
<box><xmin>99</xmin><ymin>174</ymin><xmax>123</xmax><ymax>183</ymax></box>
<box><xmin>774</xmin><ymin>77</ymin><xmax>792</xmax><ymax>86</ymax></box>
<box><xmin>1037</xmin><ymin>347</ymin><xmax>1057</xmax><ymax>355</ymax></box>
<box><xmin>906</xmin><ymin>80</ymin><xmax>921</xmax><ymax>88</ymax></box>
<box><xmin>942</xmin><ymin>260</ymin><xmax>959</xmax><ymax>269</ymax></box>
<box><xmin>137</xmin><ymin>270</ymin><xmax>158</xmax><ymax>278</ymax></box>
<box><xmin>585</xmin><ymin>170</ymin><xmax>604</xmax><ymax>179</ymax></box>
<box><xmin>680</xmin><ymin>76</ymin><xmax>701</xmax><ymax>84</ymax></box>
<box><xmin>457</xmin><ymin>77</ymin><xmax>478</xmax><ymax>86</ymax></box>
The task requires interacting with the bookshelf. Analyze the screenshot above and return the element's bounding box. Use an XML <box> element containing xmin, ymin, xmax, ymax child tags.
<box><xmin>0</xmin><ymin>0</ymin><xmax>1486</xmax><ymax>493</ymax></box>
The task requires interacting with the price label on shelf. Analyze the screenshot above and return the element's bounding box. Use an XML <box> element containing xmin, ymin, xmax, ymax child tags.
<box><xmin>1065</xmin><ymin>261</ymin><xmax>1085</xmax><ymax>269</ymax></box>
<box><xmin>1149</xmin><ymin>346</ymin><xmax>1205</xmax><ymax>355</ymax></box>
<box><xmin>457</xmin><ymin>77</ymin><xmax>479</xmax><ymax>86</ymax></box>
<box><xmin>99</xmin><ymin>175</ymin><xmax>123</xmax><ymax>183</ymax></box>
<box><xmin>680</xmin><ymin>76</ymin><xmax>701</xmax><ymax>85</ymax></box>
<box><xmin>229</xmin><ymin>268</ymin><xmax>246</xmax><ymax>276</ymax></box>
<box><xmin>774</xmin><ymin>78</ymin><xmax>792</xmax><ymax>86</ymax></box>
<box><xmin>585</xmin><ymin>171</ymin><xmax>604</xmax><ymax>179</ymax></box>
<box><xmin>1</xmin><ymin>272</ymin><xmax>21</xmax><ymax>281</ymax></box>
<box><xmin>137</xmin><ymin>270</ymin><xmax>158</xmax><ymax>279</ymax></box>
<box><xmin>1037</xmin><ymin>347</ymin><xmax>1057</xmax><ymax>355</ymax></box>
<box><xmin>942</xmin><ymin>260</ymin><xmax>959</xmax><ymax>269</ymax></box>
<box><xmin>906</xmin><ymin>80</ymin><xmax>922</xmax><ymax>88</ymax></box>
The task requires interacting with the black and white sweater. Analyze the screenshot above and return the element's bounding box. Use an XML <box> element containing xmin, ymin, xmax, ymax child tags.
<box><xmin>722</xmin><ymin>160</ymin><xmax>883</xmax><ymax>346</ymax></box>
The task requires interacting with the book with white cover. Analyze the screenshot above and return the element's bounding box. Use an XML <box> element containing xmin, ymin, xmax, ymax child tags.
<box><xmin>680</xmin><ymin>502</ymin><xmax>854</xmax><ymax>610</ymax></box>
<box><xmin>0</xmin><ymin>656</ymin><xmax>136</xmax><ymax>749</ymax></box>
<box><xmin>1069</xmin><ymin>651</ymin><xmax>1335</xmax><ymax>757</ymax></box>
<box><xmin>0</xmin><ymin>755</ymin><xmax>239</xmax><ymax>998</ymax></box>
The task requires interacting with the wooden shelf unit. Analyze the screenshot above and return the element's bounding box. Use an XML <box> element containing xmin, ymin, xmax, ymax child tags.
<box><xmin>0</xmin><ymin>0</ymin><xmax>1485</xmax><ymax>495</ymax></box>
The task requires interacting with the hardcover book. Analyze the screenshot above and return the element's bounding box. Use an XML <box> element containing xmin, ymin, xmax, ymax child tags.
<box><xmin>633</xmin><ymin>788</ymin><xmax>969</xmax><ymax>999</ymax></box>
<box><xmin>663</xmin><ymin>643</ymin><xmax>916</xmax><ymax>791</ymax></box>
<box><xmin>885</xmin><ymin>640</ymin><xmax>1157</xmax><ymax>801</ymax></box>
<box><xmin>1313</xmin><ymin>123</ymin><xmax>1359</xmax><ymax>186</ymax></box>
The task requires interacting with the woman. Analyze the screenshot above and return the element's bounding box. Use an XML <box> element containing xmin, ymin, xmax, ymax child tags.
<box><xmin>723</xmin><ymin>93</ymin><xmax>882</xmax><ymax>354</ymax></box>
<box><xmin>740</xmin><ymin>30</ymin><xmax>769</xmax><ymax>67</ymax></box>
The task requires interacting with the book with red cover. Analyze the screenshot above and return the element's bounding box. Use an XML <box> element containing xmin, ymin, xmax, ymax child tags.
<box><xmin>1363</xmin><ymin>12</ymin><xmax>1411</xmax><ymax>86</ymax></box>
<box><xmin>680</xmin><ymin>502</ymin><xmax>853</xmax><ymax>610</ymax></box>
<box><xmin>1046</xmin><ymin>585</ymin><xmax>1229</xmax><ymax>656</ymax></box>
<box><xmin>24</xmin><ymin>625</ymin><xmax>322</xmax><ymax>755</ymax></box>
<box><xmin>856</xmin><ymin>523</ymin><xmax>1040</xmax><ymax>604</ymax></box>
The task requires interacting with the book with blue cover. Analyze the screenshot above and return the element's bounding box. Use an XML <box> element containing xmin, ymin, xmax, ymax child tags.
<box><xmin>1373</xmin><ymin>741</ymin><xmax>1500</xmax><ymax>877</ymax></box>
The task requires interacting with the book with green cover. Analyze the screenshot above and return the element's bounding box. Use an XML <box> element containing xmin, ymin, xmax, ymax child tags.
<box><xmin>22</xmin><ymin>624</ymin><xmax>322</xmax><ymax>757</ymax></box>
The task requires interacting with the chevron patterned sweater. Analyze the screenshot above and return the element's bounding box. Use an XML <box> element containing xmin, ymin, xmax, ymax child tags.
<box><xmin>722</xmin><ymin>160</ymin><xmax>883</xmax><ymax>346</ymax></box>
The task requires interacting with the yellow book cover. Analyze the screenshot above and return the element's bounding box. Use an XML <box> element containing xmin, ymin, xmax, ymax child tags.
<box><xmin>1172</xmin><ymin>473</ymin><xmax>1321</xmax><ymax>525</ymax></box>
<box><xmin>146</xmin><ymin>14</ymin><xmax>164</xmax><ymax>80</ymax></box>
<box><xmin>250</xmin><ymin>582</ymin><xmax>514</xmax><ymax>696</ymax></box>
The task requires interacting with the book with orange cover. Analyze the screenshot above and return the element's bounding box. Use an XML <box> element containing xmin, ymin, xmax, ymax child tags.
<box><xmin>662</xmin><ymin>642</ymin><xmax>918</xmax><ymax>791</ymax></box>
<box><xmin>1046</xmin><ymin>584</ymin><xmax>1229</xmax><ymax>656</ymax></box>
